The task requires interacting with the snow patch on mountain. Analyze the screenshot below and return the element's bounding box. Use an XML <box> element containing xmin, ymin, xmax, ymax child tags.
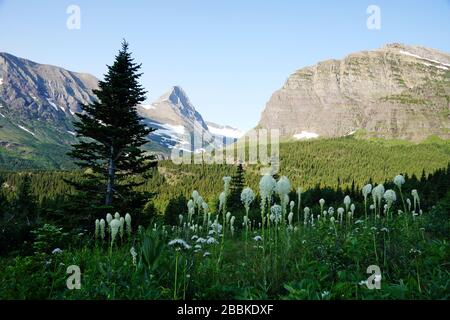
<box><xmin>293</xmin><ymin>131</ymin><xmax>319</xmax><ymax>140</ymax></box>
<box><xmin>207</xmin><ymin>122</ymin><xmax>244</xmax><ymax>139</ymax></box>
<box><xmin>399</xmin><ymin>50</ymin><xmax>450</xmax><ymax>69</ymax></box>
<box><xmin>18</xmin><ymin>125</ymin><xmax>36</xmax><ymax>136</ymax></box>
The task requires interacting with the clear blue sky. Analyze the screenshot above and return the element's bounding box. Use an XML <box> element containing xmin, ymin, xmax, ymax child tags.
<box><xmin>0</xmin><ymin>0</ymin><xmax>449</xmax><ymax>130</ymax></box>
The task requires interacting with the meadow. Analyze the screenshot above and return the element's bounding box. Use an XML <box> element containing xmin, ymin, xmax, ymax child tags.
<box><xmin>0</xmin><ymin>138</ymin><xmax>449</xmax><ymax>300</ymax></box>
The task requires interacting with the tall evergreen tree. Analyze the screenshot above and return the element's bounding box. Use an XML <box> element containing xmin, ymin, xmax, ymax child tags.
<box><xmin>228</xmin><ymin>163</ymin><xmax>246</xmax><ymax>210</ymax></box>
<box><xmin>68</xmin><ymin>41</ymin><xmax>156</xmax><ymax>208</ymax></box>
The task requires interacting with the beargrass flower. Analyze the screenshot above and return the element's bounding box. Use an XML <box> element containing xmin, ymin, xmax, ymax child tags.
<box><xmin>253</xmin><ymin>235</ymin><xmax>262</xmax><ymax>242</ymax></box>
<box><xmin>110</xmin><ymin>219</ymin><xmax>121</xmax><ymax>245</ymax></box>
<box><xmin>350</xmin><ymin>204</ymin><xmax>356</xmax><ymax>215</ymax></box>
<box><xmin>241</xmin><ymin>187</ymin><xmax>255</xmax><ymax>209</ymax></box>
<box><xmin>206</xmin><ymin>237</ymin><xmax>218</xmax><ymax>245</ymax></box>
<box><xmin>95</xmin><ymin>219</ymin><xmax>100</xmax><ymax>239</ymax></box>
<box><xmin>344</xmin><ymin>195</ymin><xmax>351</xmax><ymax>212</ymax></box>
<box><xmin>192</xmin><ymin>191</ymin><xmax>199</xmax><ymax>202</ymax></box>
<box><xmin>106</xmin><ymin>213</ymin><xmax>113</xmax><ymax>225</ymax></box>
<box><xmin>100</xmin><ymin>219</ymin><xmax>106</xmax><ymax>240</ymax></box>
<box><xmin>270</xmin><ymin>204</ymin><xmax>282</xmax><ymax>224</ymax></box>
<box><xmin>114</xmin><ymin>212</ymin><xmax>120</xmax><ymax>220</ymax></box>
<box><xmin>319</xmin><ymin>198</ymin><xmax>325</xmax><ymax>209</ymax></box>
<box><xmin>130</xmin><ymin>247</ymin><xmax>137</xmax><ymax>266</ymax></box>
<box><xmin>219</xmin><ymin>192</ymin><xmax>226</xmax><ymax>212</ymax></box>
<box><xmin>260</xmin><ymin>174</ymin><xmax>276</xmax><ymax>200</ymax></box>
<box><xmin>168</xmin><ymin>239</ymin><xmax>192</xmax><ymax>251</ymax></box>
<box><xmin>384</xmin><ymin>190</ymin><xmax>396</xmax><ymax>207</ymax></box>
<box><xmin>125</xmin><ymin>213</ymin><xmax>132</xmax><ymax>235</ymax></box>
<box><xmin>52</xmin><ymin>248</ymin><xmax>63</xmax><ymax>254</ymax></box>
<box><xmin>223</xmin><ymin>177</ymin><xmax>232</xmax><ymax>194</ymax></box>
<box><xmin>412</xmin><ymin>190</ymin><xmax>420</xmax><ymax>212</ymax></box>
<box><xmin>288</xmin><ymin>211</ymin><xmax>294</xmax><ymax>225</ymax></box>
<box><xmin>304</xmin><ymin>207</ymin><xmax>311</xmax><ymax>225</ymax></box>
<box><xmin>290</xmin><ymin>201</ymin><xmax>295</xmax><ymax>212</ymax></box>
<box><xmin>363</xmin><ymin>184</ymin><xmax>373</xmax><ymax>198</ymax></box>
<box><xmin>276</xmin><ymin>176</ymin><xmax>291</xmax><ymax>200</ymax></box>
<box><xmin>394</xmin><ymin>175</ymin><xmax>405</xmax><ymax>188</ymax></box>
<box><xmin>119</xmin><ymin>217</ymin><xmax>125</xmax><ymax>239</ymax></box>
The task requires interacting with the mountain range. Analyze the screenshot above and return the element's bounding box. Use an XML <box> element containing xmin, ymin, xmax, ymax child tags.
<box><xmin>0</xmin><ymin>53</ymin><xmax>242</xmax><ymax>169</ymax></box>
<box><xmin>1</xmin><ymin>43</ymin><xmax>449</xmax><ymax>170</ymax></box>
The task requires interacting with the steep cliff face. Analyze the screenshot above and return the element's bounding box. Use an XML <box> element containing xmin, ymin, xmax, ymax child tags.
<box><xmin>258</xmin><ymin>44</ymin><xmax>450</xmax><ymax>141</ymax></box>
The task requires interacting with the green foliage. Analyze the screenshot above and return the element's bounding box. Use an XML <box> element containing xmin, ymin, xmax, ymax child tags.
<box><xmin>67</xmin><ymin>41</ymin><xmax>157</xmax><ymax>208</ymax></box>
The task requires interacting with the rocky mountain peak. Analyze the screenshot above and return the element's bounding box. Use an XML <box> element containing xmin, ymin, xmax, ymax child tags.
<box><xmin>258</xmin><ymin>44</ymin><xmax>450</xmax><ymax>141</ymax></box>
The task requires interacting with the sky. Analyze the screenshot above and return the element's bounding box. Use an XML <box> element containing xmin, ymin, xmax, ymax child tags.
<box><xmin>0</xmin><ymin>0</ymin><xmax>449</xmax><ymax>131</ymax></box>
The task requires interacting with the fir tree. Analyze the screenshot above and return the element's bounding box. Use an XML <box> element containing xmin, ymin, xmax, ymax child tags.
<box><xmin>228</xmin><ymin>163</ymin><xmax>246</xmax><ymax>210</ymax></box>
<box><xmin>68</xmin><ymin>41</ymin><xmax>156</xmax><ymax>208</ymax></box>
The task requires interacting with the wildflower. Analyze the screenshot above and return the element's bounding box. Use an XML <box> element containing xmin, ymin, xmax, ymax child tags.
<box><xmin>241</xmin><ymin>187</ymin><xmax>255</xmax><ymax>209</ymax></box>
<box><xmin>106</xmin><ymin>213</ymin><xmax>113</xmax><ymax>225</ymax></box>
<box><xmin>406</xmin><ymin>198</ymin><xmax>412</xmax><ymax>212</ymax></box>
<box><xmin>319</xmin><ymin>198</ymin><xmax>325</xmax><ymax>209</ymax></box>
<box><xmin>321</xmin><ymin>291</ymin><xmax>330</xmax><ymax>299</ymax></box>
<box><xmin>288</xmin><ymin>211</ymin><xmax>294</xmax><ymax>225</ymax></box>
<box><xmin>130</xmin><ymin>247</ymin><xmax>137</xmax><ymax>266</ymax></box>
<box><xmin>290</xmin><ymin>201</ymin><xmax>295</xmax><ymax>212</ymax></box>
<box><xmin>110</xmin><ymin>219</ymin><xmax>121</xmax><ymax>245</ymax></box>
<box><xmin>179</xmin><ymin>214</ymin><xmax>184</xmax><ymax>225</ymax></box>
<box><xmin>344</xmin><ymin>195</ymin><xmax>351</xmax><ymax>212</ymax></box>
<box><xmin>372</xmin><ymin>184</ymin><xmax>385</xmax><ymax>210</ymax></box>
<box><xmin>296</xmin><ymin>187</ymin><xmax>302</xmax><ymax>222</ymax></box>
<box><xmin>219</xmin><ymin>192</ymin><xmax>226</xmax><ymax>212</ymax></box>
<box><xmin>191</xmin><ymin>235</ymin><xmax>199</xmax><ymax>240</ymax></box>
<box><xmin>304</xmin><ymin>207</ymin><xmax>311</xmax><ymax>225</ymax></box>
<box><xmin>206</xmin><ymin>237</ymin><xmax>218</xmax><ymax>245</ymax></box>
<box><xmin>194</xmin><ymin>244</ymin><xmax>202</xmax><ymax>250</ymax></box>
<box><xmin>52</xmin><ymin>248</ymin><xmax>63</xmax><ymax>255</ymax></box>
<box><xmin>384</xmin><ymin>190</ymin><xmax>397</xmax><ymax>207</ymax></box>
<box><xmin>412</xmin><ymin>190</ymin><xmax>420</xmax><ymax>212</ymax></box>
<box><xmin>271</xmin><ymin>205</ymin><xmax>282</xmax><ymax>224</ymax></box>
<box><xmin>119</xmin><ymin>217</ymin><xmax>125</xmax><ymax>239</ymax></box>
<box><xmin>276</xmin><ymin>176</ymin><xmax>291</xmax><ymax>198</ymax></box>
<box><xmin>362</xmin><ymin>184</ymin><xmax>372</xmax><ymax>198</ymax></box>
<box><xmin>337</xmin><ymin>207</ymin><xmax>344</xmax><ymax>223</ymax></box>
<box><xmin>95</xmin><ymin>219</ymin><xmax>100</xmax><ymax>239</ymax></box>
<box><xmin>328</xmin><ymin>206</ymin><xmax>335</xmax><ymax>215</ymax></box>
<box><xmin>253</xmin><ymin>235</ymin><xmax>262</xmax><ymax>242</ymax></box>
<box><xmin>99</xmin><ymin>219</ymin><xmax>106</xmax><ymax>240</ymax></box>
<box><xmin>114</xmin><ymin>212</ymin><xmax>120</xmax><ymax>220</ymax></box>
<box><xmin>192</xmin><ymin>190</ymin><xmax>199</xmax><ymax>202</ymax></box>
<box><xmin>393</xmin><ymin>175</ymin><xmax>405</xmax><ymax>188</ymax></box>
<box><xmin>230</xmin><ymin>216</ymin><xmax>236</xmax><ymax>227</ymax></box>
<box><xmin>196</xmin><ymin>237</ymin><xmax>207</xmax><ymax>244</ymax></box>
<box><xmin>259</xmin><ymin>174</ymin><xmax>276</xmax><ymax>200</ymax></box>
<box><xmin>223</xmin><ymin>176</ymin><xmax>232</xmax><ymax>194</ymax></box>
<box><xmin>168</xmin><ymin>239</ymin><xmax>192</xmax><ymax>251</ymax></box>
<box><xmin>226</xmin><ymin>212</ymin><xmax>231</xmax><ymax>224</ymax></box>
<box><xmin>125</xmin><ymin>213</ymin><xmax>132</xmax><ymax>235</ymax></box>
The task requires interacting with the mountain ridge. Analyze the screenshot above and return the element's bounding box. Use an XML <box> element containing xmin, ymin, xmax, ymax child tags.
<box><xmin>258</xmin><ymin>43</ymin><xmax>450</xmax><ymax>141</ymax></box>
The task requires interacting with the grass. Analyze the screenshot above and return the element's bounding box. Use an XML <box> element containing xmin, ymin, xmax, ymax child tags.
<box><xmin>1</xmin><ymin>178</ymin><xmax>449</xmax><ymax>300</ymax></box>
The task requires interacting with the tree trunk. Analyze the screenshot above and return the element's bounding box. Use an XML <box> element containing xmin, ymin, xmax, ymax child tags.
<box><xmin>106</xmin><ymin>144</ymin><xmax>115</xmax><ymax>206</ymax></box>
